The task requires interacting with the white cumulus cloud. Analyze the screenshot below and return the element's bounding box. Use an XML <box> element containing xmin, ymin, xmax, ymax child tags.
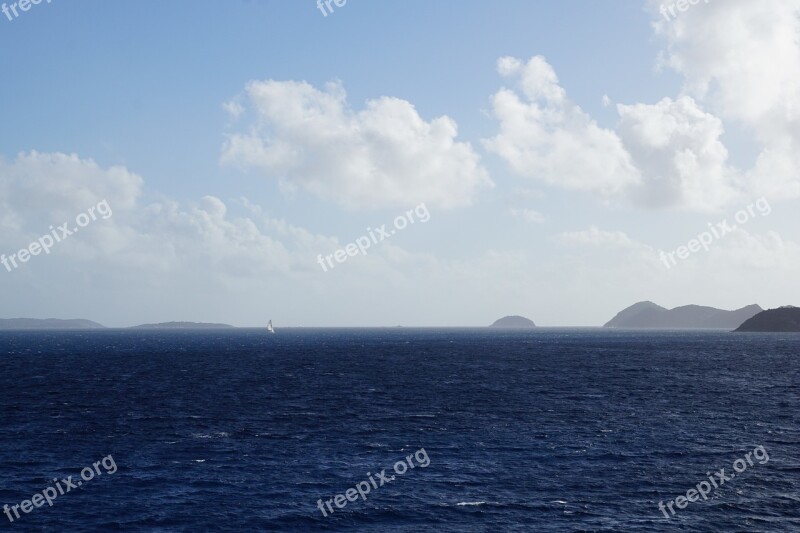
<box><xmin>221</xmin><ymin>80</ymin><xmax>493</xmax><ymax>210</ymax></box>
<box><xmin>484</xmin><ymin>56</ymin><xmax>640</xmax><ymax>199</ymax></box>
<box><xmin>616</xmin><ymin>96</ymin><xmax>742</xmax><ymax>210</ymax></box>
<box><xmin>649</xmin><ymin>0</ymin><xmax>800</xmax><ymax>201</ymax></box>
<box><xmin>484</xmin><ymin>56</ymin><xmax>751</xmax><ymax>212</ymax></box>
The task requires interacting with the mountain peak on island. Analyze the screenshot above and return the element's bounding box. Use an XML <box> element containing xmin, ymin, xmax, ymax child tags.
<box><xmin>604</xmin><ymin>301</ymin><xmax>666</xmax><ymax>326</ymax></box>
<box><xmin>605</xmin><ymin>302</ymin><xmax>762</xmax><ymax>329</ymax></box>
<box><xmin>735</xmin><ymin>307</ymin><xmax>800</xmax><ymax>332</ymax></box>
<box><xmin>490</xmin><ymin>316</ymin><xmax>536</xmax><ymax>328</ymax></box>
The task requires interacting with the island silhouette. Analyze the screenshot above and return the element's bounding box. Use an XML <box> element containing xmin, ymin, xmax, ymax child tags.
<box><xmin>735</xmin><ymin>307</ymin><xmax>800</xmax><ymax>332</ymax></box>
<box><xmin>490</xmin><ymin>316</ymin><xmax>536</xmax><ymax>328</ymax></box>
<box><xmin>604</xmin><ymin>302</ymin><xmax>762</xmax><ymax>329</ymax></box>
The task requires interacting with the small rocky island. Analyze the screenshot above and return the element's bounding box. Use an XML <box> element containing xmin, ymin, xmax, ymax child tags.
<box><xmin>490</xmin><ymin>316</ymin><xmax>536</xmax><ymax>328</ymax></box>
<box><xmin>734</xmin><ymin>307</ymin><xmax>800</xmax><ymax>332</ymax></box>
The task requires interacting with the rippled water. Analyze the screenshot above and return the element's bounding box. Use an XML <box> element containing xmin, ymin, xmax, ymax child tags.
<box><xmin>0</xmin><ymin>329</ymin><xmax>798</xmax><ymax>531</ymax></box>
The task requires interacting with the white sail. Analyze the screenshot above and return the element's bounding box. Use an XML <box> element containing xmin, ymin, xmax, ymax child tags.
<box><xmin>267</xmin><ymin>320</ymin><xmax>275</xmax><ymax>333</ymax></box>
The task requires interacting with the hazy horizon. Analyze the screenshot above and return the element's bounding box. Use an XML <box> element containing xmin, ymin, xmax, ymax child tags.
<box><xmin>0</xmin><ymin>301</ymin><xmax>780</xmax><ymax>329</ymax></box>
<box><xmin>2</xmin><ymin>0</ymin><xmax>799</xmax><ymax>327</ymax></box>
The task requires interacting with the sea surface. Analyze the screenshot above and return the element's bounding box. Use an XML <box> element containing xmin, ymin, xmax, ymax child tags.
<box><xmin>0</xmin><ymin>328</ymin><xmax>798</xmax><ymax>532</ymax></box>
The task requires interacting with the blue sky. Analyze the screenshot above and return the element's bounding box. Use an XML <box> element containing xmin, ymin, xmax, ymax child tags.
<box><xmin>1</xmin><ymin>0</ymin><xmax>798</xmax><ymax>326</ymax></box>
<box><xmin>2</xmin><ymin>1</ymin><xmax>665</xmax><ymax>200</ymax></box>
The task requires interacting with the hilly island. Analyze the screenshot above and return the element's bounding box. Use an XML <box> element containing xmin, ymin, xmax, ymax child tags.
<box><xmin>735</xmin><ymin>307</ymin><xmax>800</xmax><ymax>332</ymax></box>
<box><xmin>604</xmin><ymin>302</ymin><xmax>762</xmax><ymax>329</ymax></box>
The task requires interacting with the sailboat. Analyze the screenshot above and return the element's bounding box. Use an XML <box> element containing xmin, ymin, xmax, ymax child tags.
<box><xmin>267</xmin><ymin>320</ymin><xmax>275</xmax><ymax>334</ymax></box>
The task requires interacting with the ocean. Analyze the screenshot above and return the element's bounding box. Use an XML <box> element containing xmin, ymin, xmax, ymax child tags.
<box><xmin>0</xmin><ymin>329</ymin><xmax>798</xmax><ymax>532</ymax></box>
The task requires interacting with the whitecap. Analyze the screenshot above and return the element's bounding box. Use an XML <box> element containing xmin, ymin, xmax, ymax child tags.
<box><xmin>192</xmin><ymin>432</ymin><xmax>230</xmax><ymax>439</ymax></box>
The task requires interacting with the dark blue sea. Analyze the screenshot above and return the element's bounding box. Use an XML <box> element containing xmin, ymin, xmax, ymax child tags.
<box><xmin>0</xmin><ymin>329</ymin><xmax>798</xmax><ymax>532</ymax></box>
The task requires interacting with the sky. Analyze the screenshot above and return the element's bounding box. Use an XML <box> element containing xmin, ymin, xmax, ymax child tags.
<box><xmin>1</xmin><ymin>0</ymin><xmax>799</xmax><ymax>327</ymax></box>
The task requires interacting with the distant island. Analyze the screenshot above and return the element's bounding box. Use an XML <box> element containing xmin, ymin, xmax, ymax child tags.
<box><xmin>735</xmin><ymin>307</ymin><xmax>800</xmax><ymax>332</ymax></box>
<box><xmin>604</xmin><ymin>302</ymin><xmax>762</xmax><ymax>329</ymax></box>
<box><xmin>0</xmin><ymin>318</ymin><xmax>105</xmax><ymax>330</ymax></box>
<box><xmin>0</xmin><ymin>319</ymin><xmax>239</xmax><ymax>330</ymax></box>
<box><xmin>490</xmin><ymin>316</ymin><xmax>536</xmax><ymax>328</ymax></box>
<box><xmin>130</xmin><ymin>322</ymin><xmax>235</xmax><ymax>329</ymax></box>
